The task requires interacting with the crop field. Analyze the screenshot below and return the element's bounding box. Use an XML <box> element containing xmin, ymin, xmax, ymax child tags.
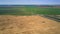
<box><xmin>0</xmin><ymin>6</ymin><xmax>60</xmax><ymax>15</ymax></box>
<box><xmin>0</xmin><ymin>6</ymin><xmax>60</xmax><ymax>34</ymax></box>
<box><xmin>0</xmin><ymin>15</ymin><xmax>60</xmax><ymax>34</ymax></box>
<box><xmin>0</xmin><ymin>6</ymin><xmax>60</xmax><ymax>22</ymax></box>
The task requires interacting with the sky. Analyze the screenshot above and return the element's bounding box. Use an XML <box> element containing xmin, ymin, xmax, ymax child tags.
<box><xmin>0</xmin><ymin>0</ymin><xmax>60</xmax><ymax>5</ymax></box>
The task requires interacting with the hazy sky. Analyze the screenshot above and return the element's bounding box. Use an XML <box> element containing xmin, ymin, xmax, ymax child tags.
<box><xmin>0</xmin><ymin>0</ymin><xmax>60</xmax><ymax>5</ymax></box>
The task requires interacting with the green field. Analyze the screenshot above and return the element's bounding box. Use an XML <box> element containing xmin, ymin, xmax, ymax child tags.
<box><xmin>0</xmin><ymin>7</ymin><xmax>60</xmax><ymax>15</ymax></box>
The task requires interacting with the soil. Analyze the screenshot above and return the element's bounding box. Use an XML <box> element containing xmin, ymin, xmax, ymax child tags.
<box><xmin>0</xmin><ymin>15</ymin><xmax>60</xmax><ymax>34</ymax></box>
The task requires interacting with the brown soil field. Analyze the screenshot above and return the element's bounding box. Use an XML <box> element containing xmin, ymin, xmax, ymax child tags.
<box><xmin>0</xmin><ymin>15</ymin><xmax>60</xmax><ymax>34</ymax></box>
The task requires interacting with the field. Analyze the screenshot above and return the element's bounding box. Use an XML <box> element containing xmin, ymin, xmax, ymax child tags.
<box><xmin>0</xmin><ymin>15</ymin><xmax>60</xmax><ymax>34</ymax></box>
<box><xmin>0</xmin><ymin>5</ymin><xmax>60</xmax><ymax>34</ymax></box>
<box><xmin>0</xmin><ymin>6</ymin><xmax>60</xmax><ymax>15</ymax></box>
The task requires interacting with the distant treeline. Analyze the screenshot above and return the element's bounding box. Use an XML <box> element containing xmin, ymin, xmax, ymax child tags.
<box><xmin>0</xmin><ymin>5</ymin><xmax>60</xmax><ymax>7</ymax></box>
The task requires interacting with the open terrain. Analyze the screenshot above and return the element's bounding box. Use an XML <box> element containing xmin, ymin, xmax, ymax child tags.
<box><xmin>0</xmin><ymin>15</ymin><xmax>60</xmax><ymax>34</ymax></box>
<box><xmin>0</xmin><ymin>6</ymin><xmax>60</xmax><ymax>15</ymax></box>
<box><xmin>0</xmin><ymin>5</ymin><xmax>60</xmax><ymax>34</ymax></box>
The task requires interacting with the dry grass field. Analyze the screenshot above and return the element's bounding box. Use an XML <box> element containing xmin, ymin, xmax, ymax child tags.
<box><xmin>0</xmin><ymin>15</ymin><xmax>60</xmax><ymax>34</ymax></box>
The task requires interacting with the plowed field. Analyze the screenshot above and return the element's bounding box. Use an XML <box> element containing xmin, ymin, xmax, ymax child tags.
<box><xmin>0</xmin><ymin>15</ymin><xmax>60</xmax><ymax>34</ymax></box>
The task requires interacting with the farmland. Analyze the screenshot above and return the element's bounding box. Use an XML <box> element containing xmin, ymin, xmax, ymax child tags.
<box><xmin>0</xmin><ymin>5</ymin><xmax>60</xmax><ymax>15</ymax></box>
<box><xmin>0</xmin><ymin>15</ymin><xmax>60</xmax><ymax>34</ymax></box>
<box><xmin>0</xmin><ymin>5</ymin><xmax>60</xmax><ymax>22</ymax></box>
<box><xmin>0</xmin><ymin>5</ymin><xmax>60</xmax><ymax>34</ymax></box>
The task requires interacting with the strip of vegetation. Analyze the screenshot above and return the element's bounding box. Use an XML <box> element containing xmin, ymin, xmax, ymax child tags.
<box><xmin>0</xmin><ymin>7</ymin><xmax>60</xmax><ymax>15</ymax></box>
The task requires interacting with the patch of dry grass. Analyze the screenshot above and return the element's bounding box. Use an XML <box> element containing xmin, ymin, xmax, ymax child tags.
<box><xmin>0</xmin><ymin>15</ymin><xmax>60</xmax><ymax>34</ymax></box>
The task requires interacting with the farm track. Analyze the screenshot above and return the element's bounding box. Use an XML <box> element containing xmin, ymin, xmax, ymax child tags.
<box><xmin>41</xmin><ymin>15</ymin><xmax>60</xmax><ymax>22</ymax></box>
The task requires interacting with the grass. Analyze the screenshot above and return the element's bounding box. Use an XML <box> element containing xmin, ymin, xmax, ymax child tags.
<box><xmin>0</xmin><ymin>7</ymin><xmax>60</xmax><ymax>15</ymax></box>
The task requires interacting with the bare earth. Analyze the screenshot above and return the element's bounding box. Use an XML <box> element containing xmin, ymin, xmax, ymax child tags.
<box><xmin>0</xmin><ymin>15</ymin><xmax>60</xmax><ymax>34</ymax></box>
